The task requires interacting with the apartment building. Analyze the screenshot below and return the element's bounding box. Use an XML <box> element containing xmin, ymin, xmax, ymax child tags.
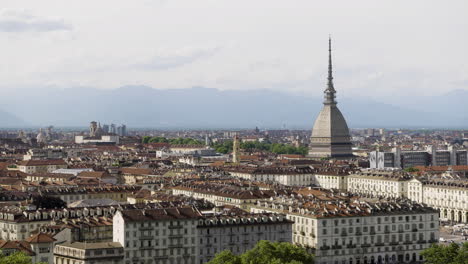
<box><xmin>18</xmin><ymin>159</ymin><xmax>68</xmax><ymax>173</ymax></box>
<box><xmin>251</xmin><ymin>197</ymin><xmax>439</xmax><ymax>264</ymax></box>
<box><xmin>225</xmin><ymin>166</ymin><xmax>316</xmax><ymax>186</ymax></box>
<box><xmin>347</xmin><ymin>170</ymin><xmax>412</xmax><ymax>198</ymax></box>
<box><xmin>53</xmin><ymin>242</ymin><xmax>124</xmax><ymax>264</ymax></box>
<box><xmin>408</xmin><ymin>178</ymin><xmax>468</xmax><ymax>223</ymax></box>
<box><xmin>113</xmin><ymin>207</ymin><xmax>292</xmax><ymax>264</ymax></box>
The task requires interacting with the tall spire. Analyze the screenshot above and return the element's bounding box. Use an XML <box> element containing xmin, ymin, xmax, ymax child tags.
<box><xmin>324</xmin><ymin>36</ymin><xmax>337</xmax><ymax>105</ymax></box>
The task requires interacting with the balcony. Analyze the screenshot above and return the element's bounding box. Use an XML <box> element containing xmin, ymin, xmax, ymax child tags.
<box><xmin>389</xmin><ymin>242</ymin><xmax>399</xmax><ymax>245</ymax></box>
<box><xmin>346</xmin><ymin>244</ymin><xmax>356</xmax><ymax>249</ymax></box>
<box><xmin>168</xmin><ymin>244</ymin><xmax>184</xmax><ymax>248</ymax></box>
<box><xmin>340</xmin><ymin>233</ymin><xmax>347</xmax><ymax>237</ymax></box>
<box><xmin>370</xmin><ymin>230</ymin><xmax>376</xmax><ymax>235</ymax></box>
<box><xmin>140</xmin><ymin>235</ymin><xmax>153</xmax><ymax>240</ymax></box>
<box><xmin>412</xmin><ymin>228</ymin><xmax>418</xmax><ymax>232</ymax></box>
<box><xmin>331</xmin><ymin>245</ymin><xmax>342</xmax><ymax>250</ymax></box>
<box><xmin>403</xmin><ymin>241</ymin><xmax>412</xmax><ymax>245</ymax></box>
<box><xmin>168</xmin><ymin>225</ymin><xmax>183</xmax><ymax>229</ymax></box>
<box><xmin>169</xmin><ymin>234</ymin><xmax>183</xmax><ymax>239</ymax></box>
<box><xmin>319</xmin><ymin>246</ymin><xmax>330</xmax><ymax>250</ymax></box>
<box><xmin>355</xmin><ymin>232</ymin><xmax>362</xmax><ymax>236</ymax></box>
<box><xmin>384</xmin><ymin>230</ymin><xmax>390</xmax><ymax>234</ymax></box>
<box><xmin>417</xmin><ymin>240</ymin><xmax>427</xmax><ymax>244</ymax></box>
<box><xmin>361</xmin><ymin>244</ymin><xmax>371</xmax><ymax>248</ymax></box>
<box><xmin>139</xmin><ymin>227</ymin><xmax>153</xmax><ymax>231</ymax></box>
<box><xmin>429</xmin><ymin>239</ymin><xmax>438</xmax><ymax>243</ymax></box>
<box><xmin>375</xmin><ymin>242</ymin><xmax>385</xmax><ymax>246</ymax></box>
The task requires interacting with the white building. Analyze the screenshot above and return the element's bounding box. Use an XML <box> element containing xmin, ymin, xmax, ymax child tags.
<box><xmin>112</xmin><ymin>207</ymin><xmax>292</xmax><ymax>264</ymax></box>
<box><xmin>75</xmin><ymin>135</ymin><xmax>120</xmax><ymax>144</ymax></box>
<box><xmin>347</xmin><ymin>170</ymin><xmax>411</xmax><ymax>198</ymax></box>
<box><xmin>226</xmin><ymin>167</ymin><xmax>316</xmax><ymax>186</ymax></box>
<box><xmin>408</xmin><ymin>178</ymin><xmax>468</xmax><ymax>222</ymax></box>
<box><xmin>251</xmin><ymin>198</ymin><xmax>439</xmax><ymax>264</ymax></box>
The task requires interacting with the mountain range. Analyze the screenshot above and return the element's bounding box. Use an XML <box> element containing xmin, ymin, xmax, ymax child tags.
<box><xmin>0</xmin><ymin>86</ymin><xmax>466</xmax><ymax>129</ymax></box>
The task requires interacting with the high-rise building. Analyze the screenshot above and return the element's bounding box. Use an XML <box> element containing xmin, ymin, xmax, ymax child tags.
<box><xmin>309</xmin><ymin>39</ymin><xmax>353</xmax><ymax>158</ymax></box>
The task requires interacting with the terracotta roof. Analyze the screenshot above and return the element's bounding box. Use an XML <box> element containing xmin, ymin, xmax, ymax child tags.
<box><xmin>25</xmin><ymin>232</ymin><xmax>56</xmax><ymax>243</ymax></box>
<box><xmin>0</xmin><ymin>240</ymin><xmax>34</xmax><ymax>255</ymax></box>
<box><xmin>120</xmin><ymin>167</ymin><xmax>152</xmax><ymax>175</ymax></box>
<box><xmin>78</xmin><ymin>171</ymin><xmax>111</xmax><ymax>179</ymax></box>
<box><xmin>18</xmin><ymin>159</ymin><xmax>67</xmax><ymax>166</ymax></box>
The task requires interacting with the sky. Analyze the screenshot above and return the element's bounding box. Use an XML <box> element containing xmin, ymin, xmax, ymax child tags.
<box><xmin>0</xmin><ymin>0</ymin><xmax>467</xmax><ymax>100</ymax></box>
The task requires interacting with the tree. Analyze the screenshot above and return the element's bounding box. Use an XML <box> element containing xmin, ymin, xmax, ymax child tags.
<box><xmin>0</xmin><ymin>251</ymin><xmax>47</xmax><ymax>264</ymax></box>
<box><xmin>404</xmin><ymin>167</ymin><xmax>419</xmax><ymax>173</ymax></box>
<box><xmin>421</xmin><ymin>242</ymin><xmax>468</xmax><ymax>264</ymax></box>
<box><xmin>142</xmin><ymin>136</ymin><xmax>151</xmax><ymax>144</ymax></box>
<box><xmin>32</xmin><ymin>195</ymin><xmax>67</xmax><ymax>209</ymax></box>
<box><xmin>207</xmin><ymin>240</ymin><xmax>314</xmax><ymax>264</ymax></box>
<box><xmin>207</xmin><ymin>250</ymin><xmax>241</xmax><ymax>264</ymax></box>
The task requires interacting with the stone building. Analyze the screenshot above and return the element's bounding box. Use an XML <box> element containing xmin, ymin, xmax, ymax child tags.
<box><xmin>251</xmin><ymin>197</ymin><xmax>439</xmax><ymax>264</ymax></box>
<box><xmin>53</xmin><ymin>242</ymin><xmax>124</xmax><ymax>264</ymax></box>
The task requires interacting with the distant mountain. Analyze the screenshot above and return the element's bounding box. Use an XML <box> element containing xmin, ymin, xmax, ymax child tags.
<box><xmin>0</xmin><ymin>108</ymin><xmax>27</xmax><ymax>128</ymax></box>
<box><xmin>0</xmin><ymin>86</ymin><xmax>465</xmax><ymax>128</ymax></box>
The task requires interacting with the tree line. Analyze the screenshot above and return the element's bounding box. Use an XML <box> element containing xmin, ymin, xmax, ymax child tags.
<box><xmin>212</xmin><ymin>140</ymin><xmax>308</xmax><ymax>156</ymax></box>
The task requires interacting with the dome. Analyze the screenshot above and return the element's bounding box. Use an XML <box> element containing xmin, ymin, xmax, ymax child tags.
<box><xmin>311</xmin><ymin>105</ymin><xmax>350</xmax><ymax>139</ymax></box>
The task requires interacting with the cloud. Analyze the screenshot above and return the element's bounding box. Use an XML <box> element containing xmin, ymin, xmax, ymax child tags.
<box><xmin>136</xmin><ymin>46</ymin><xmax>222</xmax><ymax>70</ymax></box>
<box><xmin>0</xmin><ymin>9</ymin><xmax>72</xmax><ymax>32</ymax></box>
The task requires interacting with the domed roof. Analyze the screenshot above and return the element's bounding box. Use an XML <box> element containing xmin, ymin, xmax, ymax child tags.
<box><xmin>311</xmin><ymin>104</ymin><xmax>350</xmax><ymax>139</ymax></box>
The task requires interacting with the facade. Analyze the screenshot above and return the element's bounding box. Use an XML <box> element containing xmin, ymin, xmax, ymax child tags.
<box><xmin>308</xmin><ymin>39</ymin><xmax>353</xmax><ymax>158</ymax></box>
<box><xmin>113</xmin><ymin>207</ymin><xmax>292</xmax><ymax>264</ymax></box>
<box><xmin>197</xmin><ymin>214</ymin><xmax>293</xmax><ymax>263</ymax></box>
<box><xmin>18</xmin><ymin>159</ymin><xmax>68</xmax><ymax>173</ymax></box>
<box><xmin>113</xmin><ymin>207</ymin><xmax>201</xmax><ymax>264</ymax></box>
<box><xmin>75</xmin><ymin>135</ymin><xmax>120</xmax><ymax>145</ymax></box>
<box><xmin>408</xmin><ymin>178</ymin><xmax>468</xmax><ymax>222</ymax></box>
<box><xmin>252</xmin><ymin>198</ymin><xmax>439</xmax><ymax>264</ymax></box>
<box><xmin>54</xmin><ymin>242</ymin><xmax>124</xmax><ymax>264</ymax></box>
<box><xmin>23</xmin><ymin>148</ymin><xmax>65</xmax><ymax>161</ymax></box>
<box><xmin>370</xmin><ymin>147</ymin><xmax>468</xmax><ymax>169</ymax></box>
<box><xmin>347</xmin><ymin>170</ymin><xmax>412</xmax><ymax>198</ymax></box>
<box><xmin>226</xmin><ymin>167</ymin><xmax>316</xmax><ymax>186</ymax></box>
<box><xmin>0</xmin><ymin>206</ymin><xmax>119</xmax><ymax>241</ymax></box>
<box><xmin>171</xmin><ymin>183</ymin><xmax>290</xmax><ymax>210</ymax></box>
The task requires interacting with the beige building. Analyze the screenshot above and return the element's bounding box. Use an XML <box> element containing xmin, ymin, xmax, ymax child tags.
<box><xmin>54</xmin><ymin>242</ymin><xmax>124</xmax><ymax>264</ymax></box>
<box><xmin>113</xmin><ymin>207</ymin><xmax>292</xmax><ymax>264</ymax></box>
<box><xmin>18</xmin><ymin>159</ymin><xmax>67</xmax><ymax>173</ymax></box>
<box><xmin>347</xmin><ymin>170</ymin><xmax>411</xmax><ymax>198</ymax></box>
<box><xmin>171</xmin><ymin>183</ymin><xmax>289</xmax><ymax>210</ymax></box>
<box><xmin>408</xmin><ymin>178</ymin><xmax>468</xmax><ymax>222</ymax></box>
<box><xmin>226</xmin><ymin>167</ymin><xmax>316</xmax><ymax>186</ymax></box>
<box><xmin>252</xmin><ymin>198</ymin><xmax>439</xmax><ymax>264</ymax></box>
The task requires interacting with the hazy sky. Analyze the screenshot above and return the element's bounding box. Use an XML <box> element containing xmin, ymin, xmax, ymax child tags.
<box><xmin>1</xmin><ymin>0</ymin><xmax>467</xmax><ymax>99</ymax></box>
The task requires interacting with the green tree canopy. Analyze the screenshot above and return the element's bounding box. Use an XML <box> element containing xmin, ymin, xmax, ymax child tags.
<box><xmin>0</xmin><ymin>251</ymin><xmax>47</xmax><ymax>264</ymax></box>
<box><xmin>212</xmin><ymin>140</ymin><xmax>307</xmax><ymax>155</ymax></box>
<box><xmin>207</xmin><ymin>240</ymin><xmax>314</xmax><ymax>264</ymax></box>
<box><xmin>421</xmin><ymin>242</ymin><xmax>468</xmax><ymax>264</ymax></box>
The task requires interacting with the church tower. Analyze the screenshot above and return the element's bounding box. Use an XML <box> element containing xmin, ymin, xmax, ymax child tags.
<box><xmin>308</xmin><ymin>38</ymin><xmax>353</xmax><ymax>158</ymax></box>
